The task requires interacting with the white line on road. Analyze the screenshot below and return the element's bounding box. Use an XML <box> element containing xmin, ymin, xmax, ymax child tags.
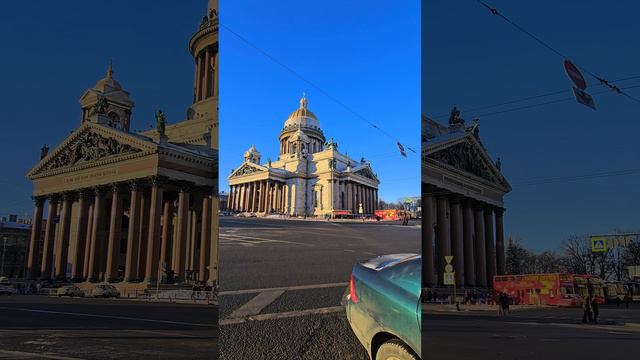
<box><xmin>0</xmin><ymin>306</ymin><xmax>216</xmax><ymax>328</ymax></box>
<box><xmin>219</xmin><ymin>282</ymin><xmax>349</xmax><ymax>296</ymax></box>
<box><xmin>228</xmin><ymin>290</ymin><xmax>285</xmax><ymax>319</ymax></box>
<box><xmin>220</xmin><ymin>306</ymin><xmax>344</xmax><ymax>326</ymax></box>
<box><xmin>0</xmin><ymin>349</ymin><xmax>85</xmax><ymax>360</ymax></box>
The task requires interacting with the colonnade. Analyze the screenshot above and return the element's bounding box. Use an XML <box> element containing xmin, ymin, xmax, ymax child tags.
<box><xmin>228</xmin><ymin>180</ymin><xmax>287</xmax><ymax>213</ymax></box>
<box><xmin>194</xmin><ymin>44</ymin><xmax>216</xmax><ymax>102</ymax></box>
<box><xmin>337</xmin><ymin>180</ymin><xmax>377</xmax><ymax>215</ymax></box>
<box><xmin>422</xmin><ymin>192</ymin><xmax>505</xmax><ymax>288</ymax></box>
<box><xmin>26</xmin><ymin>177</ymin><xmax>216</xmax><ymax>285</ymax></box>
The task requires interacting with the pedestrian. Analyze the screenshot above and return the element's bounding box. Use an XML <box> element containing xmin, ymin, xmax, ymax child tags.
<box><xmin>591</xmin><ymin>296</ymin><xmax>599</xmax><ymax>324</ymax></box>
<box><xmin>581</xmin><ymin>294</ymin><xmax>593</xmax><ymax>323</ymax></box>
<box><xmin>497</xmin><ymin>293</ymin><xmax>505</xmax><ymax>316</ymax></box>
<box><xmin>503</xmin><ymin>293</ymin><xmax>511</xmax><ymax>315</ymax></box>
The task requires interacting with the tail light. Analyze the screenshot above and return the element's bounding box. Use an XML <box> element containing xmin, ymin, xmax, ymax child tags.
<box><xmin>349</xmin><ymin>272</ymin><xmax>359</xmax><ymax>303</ymax></box>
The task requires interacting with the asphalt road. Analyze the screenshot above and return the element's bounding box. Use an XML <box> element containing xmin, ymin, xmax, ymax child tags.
<box><xmin>218</xmin><ymin>217</ymin><xmax>421</xmax><ymax>359</ymax></box>
<box><xmin>0</xmin><ymin>295</ymin><xmax>217</xmax><ymax>360</ymax></box>
<box><xmin>423</xmin><ymin>303</ymin><xmax>640</xmax><ymax>360</ymax></box>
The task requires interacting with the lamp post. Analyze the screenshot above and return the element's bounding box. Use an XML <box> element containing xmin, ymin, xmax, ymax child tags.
<box><xmin>1</xmin><ymin>236</ymin><xmax>7</xmax><ymax>277</ymax></box>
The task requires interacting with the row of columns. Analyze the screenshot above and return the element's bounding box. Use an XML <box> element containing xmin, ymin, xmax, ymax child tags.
<box><xmin>26</xmin><ymin>178</ymin><xmax>216</xmax><ymax>285</ymax></box>
<box><xmin>422</xmin><ymin>192</ymin><xmax>505</xmax><ymax>288</ymax></box>
<box><xmin>194</xmin><ymin>44</ymin><xmax>216</xmax><ymax>102</ymax></box>
<box><xmin>279</xmin><ymin>137</ymin><xmax>323</xmax><ymax>156</ymax></box>
<box><xmin>342</xmin><ymin>180</ymin><xmax>377</xmax><ymax>215</ymax></box>
<box><xmin>227</xmin><ymin>180</ymin><xmax>286</xmax><ymax>214</ymax></box>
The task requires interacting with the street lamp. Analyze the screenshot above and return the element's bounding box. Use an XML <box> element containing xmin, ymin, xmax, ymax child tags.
<box><xmin>1</xmin><ymin>236</ymin><xmax>7</xmax><ymax>277</ymax></box>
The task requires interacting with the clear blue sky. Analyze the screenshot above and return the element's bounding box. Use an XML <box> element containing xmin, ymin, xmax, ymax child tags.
<box><xmin>424</xmin><ymin>0</ymin><xmax>640</xmax><ymax>251</ymax></box>
<box><xmin>0</xmin><ymin>1</ymin><xmax>207</xmax><ymax>218</ymax></box>
<box><xmin>219</xmin><ymin>0</ymin><xmax>421</xmax><ymax>203</ymax></box>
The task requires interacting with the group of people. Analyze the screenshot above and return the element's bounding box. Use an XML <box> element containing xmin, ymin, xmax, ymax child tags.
<box><xmin>191</xmin><ymin>283</ymin><xmax>216</xmax><ymax>305</ymax></box>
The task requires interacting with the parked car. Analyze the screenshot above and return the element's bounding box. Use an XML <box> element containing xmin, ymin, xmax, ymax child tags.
<box><xmin>346</xmin><ymin>254</ymin><xmax>421</xmax><ymax>360</ymax></box>
<box><xmin>0</xmin><ymin>284</ymin><xmax>17</xmax><ymax>296</ymax></box>
<box><xmin>0</xmin><ymin>276</ymin><xmax>10</xmax><ymax>285</ymax></box>
<box><xmin>56</xmin><ymin>285</ymin><xmax>85</xmax><ymax>298</ymax></box>
<box><xmin>90</xmin><ymin>284</ymin><xmax>120</xmax><ymax>298</ymax></box>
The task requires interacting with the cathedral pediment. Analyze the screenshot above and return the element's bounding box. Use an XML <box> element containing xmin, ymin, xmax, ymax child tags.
<box><xmin>425</xmin><ymin>133</ymin><xmax>510</xmax><ymax>191</ymax></box>
<box><xmin>28</xmin><ymin>123</ymin><xmax>156</xmax><ymax>179</ymax></box>
<box><xmin>353</xmin><ymin>166</ymin><xmax>378</xmax><ymax>181</ymax></box>
<box><xmin>229</xmin><ymin>162</ymin><xmax>267</xmax><ymax>179</ymax></box>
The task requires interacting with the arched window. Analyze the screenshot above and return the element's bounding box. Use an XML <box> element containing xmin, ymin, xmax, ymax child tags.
<box><xmin>107</xmin><ymin>112</ymin><xmax>122</xmax><ymax>130</ymax></box>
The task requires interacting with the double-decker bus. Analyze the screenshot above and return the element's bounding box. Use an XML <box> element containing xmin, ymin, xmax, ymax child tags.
<box><xmin>493</xmin><ymin>273</ymin><xmax>604</xmax><ymax>307</ymax></box>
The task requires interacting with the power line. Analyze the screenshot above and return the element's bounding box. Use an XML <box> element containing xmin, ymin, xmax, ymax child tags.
<box><xmin>512</xmin><ymin>168</ymin><xmax>640</xmax><ymax>187</ymax></box>
<box><xmin>219</xmin><ymin>22</ymin><xmax>418</xmax><ymax>156</ymax></box>
<box><xmin>430</xmin><ymin>76</ymin><xmax>640</xmax><ymax>121</ymax></box>
<box><xmin>476</xmin><ymin>0</ymin><xmax>640</xmax><ymax>104</ymax></box>
<box><xmin>426</xmin><ymin>83</ymin><xmax>640</xmax><ymax>121</ymax></box>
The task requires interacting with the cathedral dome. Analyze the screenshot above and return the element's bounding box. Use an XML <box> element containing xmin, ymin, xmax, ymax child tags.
<box><xmin>283</xmin><ymin>95</ymin><xmax>321</xmax><ymax>131</ymax></box>
<box><xmin>92</xmin><ymin>62</ymin><xmax>123</xmax><ymax>93</ymax></box>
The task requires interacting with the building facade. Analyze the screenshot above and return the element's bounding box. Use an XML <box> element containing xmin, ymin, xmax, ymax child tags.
<box><xmin>0</xmin><ymin>216</ymin><xmax>33</xmax><ymax>279</ymax></box>
<box><xmin>422</xmin><ymin>109</ymin><xmax>511</xmax><ymax>288</ymax></box>
<box><xmin>228</xmin><ymin>96</ymin><xmax>380</xmax><ymax>217</ymax></box>
<box><xmin>24</xmin><ymin>0</ymin><xmax>218</xmax><ymax>288</ymax></box>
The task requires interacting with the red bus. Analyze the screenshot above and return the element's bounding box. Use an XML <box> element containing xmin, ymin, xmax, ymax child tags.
<box><xmin>493</xmin><ymin>273</ymin><xmax>604</xmax><ymax>307</ymax></box>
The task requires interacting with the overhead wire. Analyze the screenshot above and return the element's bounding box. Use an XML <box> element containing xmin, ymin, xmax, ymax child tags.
<box><xmin>476</xmin><ymin>0</ymin><xmax>640</xmax><ymax>104</ymax></box>
<box><xmin>219</xmin><ymin>22</ymin><xmax>418</xmax><ymax>156</ymax></box>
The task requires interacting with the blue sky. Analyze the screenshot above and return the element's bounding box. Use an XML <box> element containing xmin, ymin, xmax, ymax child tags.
<box><xmin>424</xmin><ymin>0</ymin><xmax>640</xmax><ymax>251</ymax></box>
<box><xmin>219</xmin><ymin>0</ymin><xmax>421</xmax><ymax>203</ymax></box>
<box><xmin>0</xmin><ymin>1</ymin><xmax>206</xmax><ymax>218</ymax></box>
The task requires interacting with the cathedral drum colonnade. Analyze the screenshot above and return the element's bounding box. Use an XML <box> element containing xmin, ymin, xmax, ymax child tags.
<box><xmin>25</xmin><ymin>0</ymin><xmax>218</xmax><ymax>288</ymax></box>
<box><xmin>227</xmin><ymin>95</ymin><xmax>380</xmax><ymax>218</ymax></box>
<box><xmin>422</xmin><ymin>110</ymin><xmax>511</xmax><ymax>288</ymax></box>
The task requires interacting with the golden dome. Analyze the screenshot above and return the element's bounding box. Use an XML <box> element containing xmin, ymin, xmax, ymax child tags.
<box><xmin>93</xmin><ymin>62</ymin><xmax>123</xmax><ymax>93</ymax></box>
<box><xmin>283</xmin><ymin>94</ymin><xmax>321</xmax><ymax>130</ymax></box>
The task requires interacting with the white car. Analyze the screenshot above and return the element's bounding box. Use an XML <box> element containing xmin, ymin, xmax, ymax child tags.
<box><xmin>56</xmin><ymin>285</ymin><xmax>85</xmax><ymax>298</ymax></box>
<box><xmin>90</xmin><ymin>284</ymin><xmax>120</xmax><ymax>298</ymax></box>
<box><xmin>0</xmin><ymin>285</ymin><xmax>17</xmax><ymax>296</ymax></box>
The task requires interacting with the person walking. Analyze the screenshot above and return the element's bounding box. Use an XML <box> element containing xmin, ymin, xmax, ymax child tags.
<box><xmin>591</xmin><ymin>296</ymin><xmax>599</xmax><ymax>324</ymax></box>
<box><xmin>497</xmin><ymin>293</ymin><xmax>505</xmax><ymax>316</ymax></box>
<box><xmin>581</xmin><ymin>294</ymin><xmax>593</xmax><ymax>323</ymax></box>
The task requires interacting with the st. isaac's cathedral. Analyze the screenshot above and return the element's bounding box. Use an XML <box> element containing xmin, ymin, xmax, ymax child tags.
<box><xmin>24</xmin><ymin>0</ymin><xmax>218</xmax><ymax>291</ymax></box>
<box><xmin>228</xmin><ymin>95</ymin><xmax>380</xmax><ymax>218</ymax></box>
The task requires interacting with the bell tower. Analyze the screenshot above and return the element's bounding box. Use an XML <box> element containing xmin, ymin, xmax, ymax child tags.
<box><xmin>79</xmin><ymin>62</ymin><xmax>135</xmax><ymax>132</ymax></box>
<box><xmin>188</xmin><ymin>0</ymin><xmax>218</xmax><ymax>121</ymax></box>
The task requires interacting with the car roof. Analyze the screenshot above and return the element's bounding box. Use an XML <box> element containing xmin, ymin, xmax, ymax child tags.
<box><xmin>360</xmin><ymin>253</ymin><xmax>420</xmax><ymax>271</ymax></box>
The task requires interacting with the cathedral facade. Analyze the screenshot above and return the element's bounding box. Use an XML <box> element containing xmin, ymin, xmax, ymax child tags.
<box><xmin>24</xmin><ymin>0</ymin><xmax>218</xmax><ymax>289</ymax></box>
<box><xmin>227</xmin><ymin>96</ymin><xmax>380</xmax><ymax>218</ymax></box>
<box><xmin>422</xmin><ymin>110</ymin><xmax>511</xmax><ymax>289</ymax></box>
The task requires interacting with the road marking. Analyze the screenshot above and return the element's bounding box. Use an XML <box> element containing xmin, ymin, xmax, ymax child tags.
<box><xmin>228</xmin><ymin>290</ymin><xmax>285</xmax><ymax>319</ymax></box>
<box><xmin>219</xmin><ymin>282</ymin><xmax>348</xmax><ymax>296</ymax></box>
<box><xmin>220</xmin><ymin>233</ymin><xmax>310</xmax><ymax>247</ymax></box>
<box><xmin>220</xmin><ymin>306</ymin><xmax>344</xmax><ymax>325</ymax></box>
<box><xmin>0</xmin><ymin>306</ymin><xmax>216</xmax><ymax>328</ymax></box>
<box><xmin>0</xmin><ymin>349</ymin><xmax>85</xmax><ymax>360</ymax></box>
<box><xmin>509</xmin><ymin>321</ymin><xmax>640</xmax><ymax>333</ymax></box>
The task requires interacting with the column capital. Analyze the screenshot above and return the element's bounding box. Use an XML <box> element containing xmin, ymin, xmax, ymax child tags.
<box><xmin>92</xmin><ymin>186</ymin><xmax>105</xmax><ymax>197</ymax></box>
<box><xmin>149</xmin><ymin>175</ymin><xmax>169</xmax><ymax>188</ymax></box>
<box><xmin>32</xmin><ymin>196</ymin><xmax>45</xmax><ymax>206</ymax></box>
<box><xmin>494</xmin><ymin>207</ymin><xmax>505</xmax><ymax>216</ymax></box>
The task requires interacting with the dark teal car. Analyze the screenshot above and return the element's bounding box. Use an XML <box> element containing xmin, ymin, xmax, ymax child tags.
<box><xmin>346</xmin><ymin>253</ymin><xmax>421</xmax><ymax>360</ymax></box>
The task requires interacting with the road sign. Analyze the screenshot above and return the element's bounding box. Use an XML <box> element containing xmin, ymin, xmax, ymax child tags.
<box><xmin>591</xmin><ymin>236</ymin><xmax>607</xmax><ymax>253</ymax></box>
<box><xmin>564</xmin><ymin>59</ymin><xmax>587</xmax><ymax>90</ymax></box>
<box><xmin>444</xmin><ymin>272</ymin><xmax>455</xmax><ymax>285</ymax></box>
<box><xmin>572</xmin><ymin>87</ymin><xmax>596</xmax><ymax>110</ymax></box>
<box><xmin>444</xmin><ymin>255</ymin><xmax>453</xmax><ymax>264</ymax></box>
<box><xmin>444</xmin><ymin>264</ymin><xmax>454</xmax><ymax>273</ymax></box>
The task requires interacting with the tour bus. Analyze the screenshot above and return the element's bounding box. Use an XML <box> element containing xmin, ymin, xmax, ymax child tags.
<box><xmin>493</xmin><ymin>273</ymin><xmax>604</xmax><ymax>307</ymax></box>
<box><xmin>628</xmin><ymin>279</ymin><xmax>640</xmax><ymax>302</ymax></box>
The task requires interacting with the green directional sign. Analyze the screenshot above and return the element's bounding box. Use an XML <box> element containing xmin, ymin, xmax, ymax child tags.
<box><xmin>591</xmin><ymin>236</ymin><xmax>607</xmax><ymax>253</ymax></box>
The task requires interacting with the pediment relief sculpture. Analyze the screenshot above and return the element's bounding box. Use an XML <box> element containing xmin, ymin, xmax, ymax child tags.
<box><xmin>232</xmin><ymin>164</ymin><xmax>263</xmax><ymax>177</ymax></box>
<box><xmin>42</xmin><ymin>131</ymin><xmax>142</xmax><ymax>172</ymax></box>
<box><xmin>429</xmin><ymin>141</ymin><xmax>498</xmax><ymax>184</ymax></box>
